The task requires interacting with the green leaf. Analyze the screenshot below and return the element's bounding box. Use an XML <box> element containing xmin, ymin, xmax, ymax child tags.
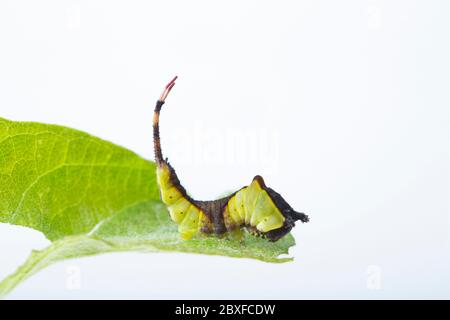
<box><xmin>0</xmin><ymin>117</ymin><xmax>295</xmax><ymax>297</ymax></box>
<box><xmin>0</xmin><ymin>117</ymin><xmax>159</xmax><ymax>240</ymax></box>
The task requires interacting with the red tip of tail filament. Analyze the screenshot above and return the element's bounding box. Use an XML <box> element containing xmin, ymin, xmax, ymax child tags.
<box><xmin>160</xmin><ymin>75</ymin><xmax>178</xmax><ymax>102</ymax></box>
<box><xmin>166</xmin><ymin>76</ymin><xmax>178</xmax><ymax>89</ymax></box>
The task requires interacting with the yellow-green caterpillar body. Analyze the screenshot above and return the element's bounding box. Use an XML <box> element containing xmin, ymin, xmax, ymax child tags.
<box><xmin>153</xmin><ymin>77</ymin><xmax>309</xmax><ymax>241</ymax></box>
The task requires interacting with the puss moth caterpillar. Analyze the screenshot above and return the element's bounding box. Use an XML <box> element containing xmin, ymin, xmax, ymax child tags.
<box><xmin>153</xmin><ymin>76</ymin><xmax>309</xmax><ymax>241</ymax></box>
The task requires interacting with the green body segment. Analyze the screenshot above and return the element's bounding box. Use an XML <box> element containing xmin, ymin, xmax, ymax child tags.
<box><xmin>156</xmin><ymin>164</ymin><xmax>205</xmax><ymax>240</ymax></box>
<box><xmin>224</xmin><ymin>178</ymin><xmax>285</xmax><ymax>233</ymax></box>
<box><xmin>156</xmin><ymin>163</ymin><xmax>285</xmax><ymax>240</ymax></box>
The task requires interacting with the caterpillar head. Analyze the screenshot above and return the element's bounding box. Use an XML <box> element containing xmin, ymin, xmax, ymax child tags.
<box><xmin>253</xmin><ymin>176</ymin><xmax>309</xmax><ymax>242</ymax></box>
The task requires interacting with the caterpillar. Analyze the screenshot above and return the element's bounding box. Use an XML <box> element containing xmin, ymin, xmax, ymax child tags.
<box><xmin>153</xmin><ymin>76</ymin><xmax>309</xmax><ymax>242</ymax></box>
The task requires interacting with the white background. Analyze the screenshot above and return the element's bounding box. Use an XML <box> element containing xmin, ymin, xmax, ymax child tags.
<box><xmin>1</xmin><ymin>0</ymin><xmax>449</xmax><ymax>299</ymax></box>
